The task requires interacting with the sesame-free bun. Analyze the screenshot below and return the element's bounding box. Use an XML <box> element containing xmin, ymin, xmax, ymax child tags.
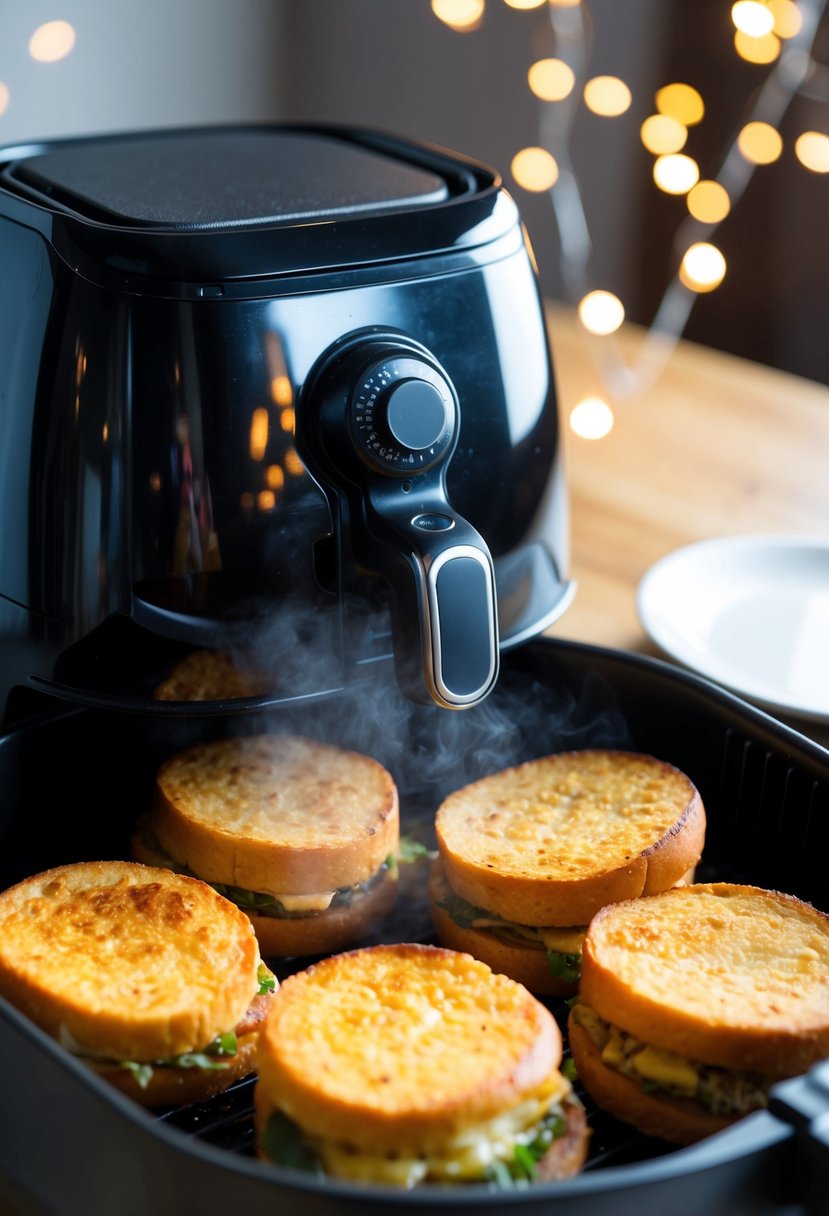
<box><xmin>151</xmin><ymin>734</ymin><xmax>399</xmax><ymax>897</ymax></box>
<box><xmin>0</xmin><ymin>861</ymin><xmax>262</xmax><ymax>1066</ymax></box>
<box><xmin>579</xmin><ymin>883</ymin><xmax>829</xmax><ymax>1076</ymax></box>
<box><xmin>427</xmin><ymin>858</ymin><xmax>578</xmax><ymax>997</ymax></box>
<box><xmin>256</xmin><ymin>943</ymin><xmax>564</xmax><ymax>1157</ymax></box>
<box><xmin>435</xmin><ymin>750</ymin><xmax>705</xmax><ymax>927</ymax></box>
<box><xmin>152</xmin><ymin>649</ymin><xmax>275</xmax><ymax>701</ymax></box>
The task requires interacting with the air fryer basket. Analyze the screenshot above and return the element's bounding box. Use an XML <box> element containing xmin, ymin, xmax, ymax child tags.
<box><xmin>0</xmin><ymin>637</ymin><xmax>827</xmax><ymax>1216</ymax></box>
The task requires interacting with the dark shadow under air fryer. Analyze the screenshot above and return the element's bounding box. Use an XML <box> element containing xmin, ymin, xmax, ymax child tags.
<box><xmin>0</xmin><ymin>637</ymin><xmax>827</xmax><ymax>1216</ymax></box>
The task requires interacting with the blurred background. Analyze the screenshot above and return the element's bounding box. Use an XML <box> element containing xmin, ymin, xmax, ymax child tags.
<box><xmin>1</xmin><ymin>0</ymin><xmax>827</xmax><ymax>384</ymax></box>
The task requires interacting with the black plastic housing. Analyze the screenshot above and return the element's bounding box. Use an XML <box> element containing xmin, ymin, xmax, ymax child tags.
<box><xmin>0</xmin><ymin>124</ymin><xmax>569</xmax><ymax>718</ymax></box>
<box><xmin>0</xmin><ymin>638</ymin><xmax>827</xmax><ymax>1216</ymax></box>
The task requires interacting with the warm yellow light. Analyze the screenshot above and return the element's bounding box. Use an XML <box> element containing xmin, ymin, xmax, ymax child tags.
<box><xmin>149</xmin><ymin>472</ymin><xmax>162</xmax><ymax>493</ymax></box>
<box><xmin>284</xmin><ymin>448</ymin><xmax>304</xmax><ymax>476</ymax></box>
<box><xmin>549</xmin><ymin>0</ymin><xmax>581</xmax><ymax>6</ymax></box>
<box><xmin>270</xmin><ymin>374</ymin><xmax>292</xmax><ymax>406</ymax></box>
<box><xmin>731</xmin><ymin>1</ymin><xmax>775</xmax><ymax>37</ymax></box>
<box><xmin>249</xmin><ymin>408</ymin><xmax>269</xmax><ymax>462</ymax></box>
<box><xmin>769</xmin><ymin>0</ymin><xmax>802</xmax><ymax>38</ymax></box>
<box><xmin>28</xmin><ymin>20</ymin><xmax>76</xmax><ymax>62</ymax></box>
<box><xmin>679</xmin><ymin>243</ymin><xmax>727</xmax><ymax>292</ymax></box>
<box><xmin>640</xmin><ymin>114</ymin><xmax>687</xmax><ymax>155</ymax></box>
<box><xmin>504</xmin><ymin>0</ymin><xmax>546</xmax><ymax>8</ymax></box>
<box><xmin>511</xmin><ymin>146</ymin><xmax>559</xmax><ymax>191</ymax></box>
<box><xmin>655</xmin><ymin>82</ymin><xmax>704</xmax><ymax>126</ymax></box>
<box><xmin>734</xmin><ymin>29</ymin><xmax>781</xmax><ymax>62</ymax></box>
<box><xmin>578</xmin><ymin>290</ymin><xmax>625</xmax><ymax>336</ymax></box>
<box><xmin>257</xmin><ymin>490</ymin><xmax>276</xmax><ymax>512</ymax></box>
<box><xmin>280</xmin><ymin>407</ymin><xmax>296</xmax><ymax>433</ymax></box>
<box><xmin>570</xmin><ymin>397</ymin><xmax>614</xmax><ymax>440</ymax></box>
<box><xmin>431</xmin><ymin>0</ymin><xmax>485</xmax><ymax>30</ymax></box>
<box><xmin>794</xmin><ymin>131</ymin><xmax>829</xmax><ymax>172</ymax></box>
<box><xmin>265</xmin><ymin>465</ymin><xmax>285</xmax><ymax>490</ymax></box>
<box><xmin>737</xmin><ymin>121</ymin><xmax>783</xmax><ymax>163</ymax></box>
<box><xmin>687</xmin><ymin>180</ymin><xmax>731</xmax><ymax>223</ymax></box>
<box><xmin>653</xmin><ymin>153</ymin><xmax>700</xmax><ymax>195</ymax></box>
<box><xmin>583</xmin><ymin>76</ymin><xmax>632</xmax><ymax>117</ymax></box>
<box><xmin>528</xmin><ymin>58</ymin><xmax>575</xmax><ymax>102</ymax></box>
<box><xmin>102</xmin><ymin>423</ymin><xmax>109</xmax><ymax>443</ymax></box>
<box><xmin>0</xmin><ymin>82</ymin><xmax>9</xmax><ymax>116</ymax></box>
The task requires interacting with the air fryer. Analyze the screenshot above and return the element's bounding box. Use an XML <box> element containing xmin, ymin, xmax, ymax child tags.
<box><xmin>0</xmin><ymin>123</ymin><xmax>573</xmax><ymax>719</ymax></box>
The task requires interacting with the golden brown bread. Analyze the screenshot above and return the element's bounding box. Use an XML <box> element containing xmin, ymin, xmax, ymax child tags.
<box><xmin>152</xmin><ymin>649</ymin><xmax>275</xmax><ymax>701</ymax></box>
<box><xmin>151</xmin><ymin>734</ymin><xmax>399</xmax><ymax>897</ymax></box>
<box><xmin>579</xmin><ymin>883</ymin><xmax>829</xmax><ymax>1075</ymax></box>
<box><xmin>255</xmin><ymin>943</ymin><xmax>568</xmax><ymax>1160</ymax></box>
<box><xmin>434</xmin><ymin>750</ymin><xmax>705</xmax><ymax>926</ymax></box>
<box><xmin>0</xmin><ymin>861</ymin><xmax>263</xmax><ymax>1068</ymax></box>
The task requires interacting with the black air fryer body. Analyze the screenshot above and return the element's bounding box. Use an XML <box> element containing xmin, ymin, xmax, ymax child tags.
<box><xmin>0</xmin><ymin>124</ymin><xmax>571</xmax><ymax>718</ymax></box>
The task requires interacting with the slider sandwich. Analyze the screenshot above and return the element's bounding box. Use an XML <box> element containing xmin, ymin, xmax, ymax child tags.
<box><xmin>430</xmin><ymin>749</ymin><xmax>705</xmax><ymax>995</ymax></box>
<box><xmin>0</xmin><ymin>861</ymin><xmax>276</xmax><ymax>1106</ymax></box>
<box><xmin>254</xmin><ymin>942</ymin><xmax>590</xmax><ymax>1187</ymax></box>
<box><xmin>568</xmin><ymin>883</ymin><xmax>829</xmax><ymax>1144</ymax></box>
<box><xmin>133</xmin><ymin>734</ymin><xmax>399</xmax><ymax>956</ymax></box>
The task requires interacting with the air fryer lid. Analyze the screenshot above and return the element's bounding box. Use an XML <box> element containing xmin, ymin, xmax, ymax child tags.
<box><xmin>5</xmin><ymin>127</ymin><xmax>452</xmax><ymax>229</ymax></box>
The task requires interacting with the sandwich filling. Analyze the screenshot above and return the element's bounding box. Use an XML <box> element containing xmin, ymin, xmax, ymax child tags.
<box><xmin>570</xmin><ymin>1002</ymin><xmax>772</xmax><ymax>1116</ymax></box>
<box><xmin>60</xmin><ymin>964</ymin><xmax>276</xmax><ymax>1089</ymax></box>
<box><xmin>259</xmin><ymin>1068</ymin><xmax>579</xmax><ymax>1187</ymax></box>
<box><xmin>133</xmin><ymin>816</ymin><xmax>393</xmax><ymax>919</ymax></box>
<box><xmin>434</xmin><ymin>866</ymin><xmax>585</xmax><ymax>983</ymax></box>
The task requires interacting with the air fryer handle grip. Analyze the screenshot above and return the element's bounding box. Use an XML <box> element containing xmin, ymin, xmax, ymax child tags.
<box><xmin>362</xmin><ymin>489</ymin><xmax>499</xmax><ymax>710</ymax></box>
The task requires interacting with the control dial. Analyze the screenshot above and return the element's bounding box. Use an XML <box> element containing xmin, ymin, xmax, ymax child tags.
<box><xmin>349</xmin><ymin>355</ymin><xmax>456</xmax><ymax>476</ymax></box>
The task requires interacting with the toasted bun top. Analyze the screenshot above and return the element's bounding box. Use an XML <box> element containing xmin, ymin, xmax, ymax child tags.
<box><xmin>580</xmin><ymin>883</ymin><xmax>829</xmax><ymax>1075</ymax></box>
<box><xmin>256</xmin><ymin>942</ymin><xmax>561</xmax><ymax>1153</ymax></box>
<box><xmin>435</xmin><ymin>750</ymin><xmax>705</xmax><ymax>925</ymax></box>
<box><xmin>0</xmin><ymin>861</ymin><xmax>261</xmax><ymax>1062</ymax></box>
<box><xmin>152</xmin><ymin>734</ymin><xmax>399</xmax><ymax>895</ymax></box>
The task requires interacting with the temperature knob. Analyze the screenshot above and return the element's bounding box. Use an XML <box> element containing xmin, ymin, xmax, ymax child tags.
<box><xmin>348</xmin><ymin>355</ymin><xmax>456</xmax><ymax>475</ymax></box>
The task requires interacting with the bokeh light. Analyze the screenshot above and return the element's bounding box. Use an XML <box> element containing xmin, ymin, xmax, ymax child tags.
<box><xmin>679</xmin><ymin>243</ymin><xmax>727</xmax><ymax>292</ymax></box>
<box><xmin>640</xmin><ymin>114</ymin><xmax>688</xmax><ymax>155</ymax></box>
<box><xmin>769</xmin><ymin>0</ymin><xmax>802</xmax><ymax>37</ymax></box>
<box><xmin>528</xmin><ymin>58</ymin><xmax>575</xmax><ymax>102</ymax></box>
<box><xmin>686</xmin><ymin>180</ymin><xmax>731</xmax><ymax>223</ymax></box>
<box><xmin>655</xmin><ymin>83</ymin><xmax>705</xmax><ymax>126</ymax></box>
<box><xmin>737</xmin><ymin>121</ymin><xmax>783</xmax><ymax>163</ymax></box>
<box><xmin>653</xmin><ymin>153</ymin><xmax>700</xmax><ymax>194</ymax></box>
<box><xmin>731</xmin><ymin>1</ymin><xmax>775</xmax><ymax>37</ymax></box>
<box><xmin>549</xmin><ymin>0</ymin><xmax>582</xmax><ymax>7</ymax></box>
<box><xmin>578</xmin><ymin>290</ymin><xmax>625</xmax><ymax>336</ymax></box>
<box><xmin>0</xmin><ymin>83</ymin><xmax>9</xmax><ymax>116</ymax></box>
<box><xmin>583</xmin><ymin>76</ymin><xmax>632</xmax><ymax>117</ymax></box>
<box><xmin>570</xmin><ymin>397</ymin><xmax>615</xmax><ymax>440</ymax></box>
<box><xmin>734</xmin><ymin>29</ymin><xmax>781</xmax><ymax>62</ymax></box>
<box><xmin>795</xmin><ymin>131</ymin><xmax>829</xmax><ymax>172</ymax></box>
<box><xmin>503</xmin><ymin>0</ymin><xmax>546</xmax><ymax>8</ymax></box>
<box><xmin>265</xmin><ymin>465</ymin><xmax>285</xmax><ymax>490</ymax></box>
<box><xmin>431</xmin><ymin>0</ymin><xmax>485</xmax><ymax>31</ymax></box>
<box><xmin>28</xmin><ymin>20</ymin><xmax>76</xmax><ymax>62</ymax></box>
<box><xmin>257</xmin><ymin>491</ymin><xmax>276</xmax><ymax>513</ymax></box>
<box><xmin>511</xmin><ymin>146</ymin><xmax>559</xmax><ymax>191</ymax></box>
<box><xmin>249</xmin><ymin>408</ymin><xmax>269</xmax><ymax>462</ymax></box>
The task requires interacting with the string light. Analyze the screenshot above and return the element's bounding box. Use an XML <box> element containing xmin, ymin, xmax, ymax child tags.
<box><xmin>430</xmin><ymin>0</ymin><xmax>829</xmax><ymax>440</ymax></box>
<box><xmin>583</xmin><ymin>75</ymin><xmax>632</xmax><ymax>116</ymax></box>
<box><xmin>511</xmin><ymin>146</ymin><xmax>559</xmax><ymax>190</ymax></box>
<box><xmin>795</xmin><ymin>131</ymin><xmax>829</xmax><ymax>171</ymax></box>
<box><xmin>528</xmin><ymin>58</ymin><xmax>575</xmax><ymax>101</ymax></box>
<box><xmin>640</xmin><ymin>114</ymin><xmax>688</xmax><ymax>154</ymax></box>
<box><xmin>431</xmin><ymin>0</ymin><xmax>485</xmax><ymax>31</ymax></box>
<box><xmin>570</xmin><ymin>397</ymin><xmax>614</xmax><ymax>440</ymax></box>
<box><xmin>731</xmin><ymin>1</ymin><xmax>776</xmax><ymax>37</ymax></box>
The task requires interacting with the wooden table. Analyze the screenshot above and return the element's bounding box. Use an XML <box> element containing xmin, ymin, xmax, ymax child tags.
<box><xmin>542</xmin><ymin>303</ymin><xmax>829</xmax><ymax>745</ymax></box>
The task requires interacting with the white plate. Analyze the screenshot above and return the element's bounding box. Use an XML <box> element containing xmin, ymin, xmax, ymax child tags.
<box><xmin>637</xmin><ymin>535</ymin><xmax>829</xmax><ymax>723</ymax></box>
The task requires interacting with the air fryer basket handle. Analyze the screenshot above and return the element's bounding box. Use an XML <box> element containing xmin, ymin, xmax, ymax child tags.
<box><xmin>358</xmin><ymin>481</ymin><xmax>499</xmax><ymax>709</ymax></box>
<box><xmin>768</xmin><ymin>1060</ymin><xmax>829</xmax><ymax>1215</ymax></box>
